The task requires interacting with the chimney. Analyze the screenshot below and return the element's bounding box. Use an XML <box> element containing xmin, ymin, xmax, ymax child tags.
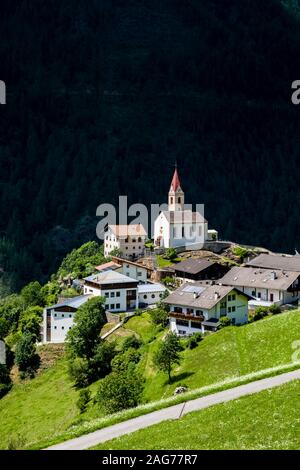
<box><xmin>214</xmin><ymin>292</ymin><xmax>220</xmax><ymax>301</ymax></box>
<box><xmin>271</xmin><ymin>271</ymin><xmax>277</xmax><ymax>280</ymax></box>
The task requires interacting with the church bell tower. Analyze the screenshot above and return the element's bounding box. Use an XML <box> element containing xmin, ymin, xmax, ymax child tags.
<box><xmin>168</xmin><ymin>165</ymin><xmax>184</xmax><ymax>211</ymax></box>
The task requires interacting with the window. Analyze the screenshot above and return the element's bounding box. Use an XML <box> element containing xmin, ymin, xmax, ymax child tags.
<box><xmin>191</xmin><ymin>322</ymin><xmax>202</xmax><ymax>329</ymax></box>
<box><xmin>54</xmin><ymin>313</ymin><xmax>57</xmax><ymax>317</ymax></box>
<box><xmin>151</xmin><ymin>294</ymin><xmax>155</xmax><ymax>299</ymax></box>
<box><xmin>138</xmin><ymin>237</ymin><xmax>142</xmax><ymax>242</ymax></box>
<box><xmin>228</xmin><ymin>307</ymin><xmax>232</xmax><ymax>313</ymax></box>
<box><xmin>116</xmin><ymin>303</ymin><xmax>120</xmax><ymax>309</ymax></box>
<box><xmin>231</xmin><ymin>318</ymin><xmax>236</xmax><ymax>325</ymax></box>
<box><xmin>232</xmin><ymin>294</ymin><xmax>236</xmax><ymax>301</ymax></box>
<box><xmin>252</xmin><ymin>291</ymin><xmax>256</xmax><ymax>296</ymax></box>
<box><xmin>62</xmin><ymin>314</ymin><xmax>64</xmax><ymax>318</ymax></box>
<box><xmin>170</xmin><ymin>197</ymin><xmax>173</xmax><ymax>204</ymax></box>
<box><xmin>178</xmin><ymin>197</ymin><xmax>181</xmax><ymax>203</ymax></box>
<box><xmin>143</xmin><ymin>294</ymin><xmax>147</xmax><ymax>299</ymax></box>
<box><xmin>133</xmin><ymin>247</ymin><xmax>135</xmax><ymax>250</ymax></box>
<box><xmin>174</xmin><ymin>307</ymin><xmax>183</xmax><ymax>313</ymax></box>
<box><xmin>110</xmin><ymin>304</ymin><xmax>115</xmax><ymax>309</ymax></box>
<box><xmin>105</xmin><ymin>304</ymin><xmax>109</xmax><ymax>310</ymax></box>
<box><xmin>62</xmin><ymin>326</ymin><xmax>64</xmax><ymax>330</ymax></box>
<box><xmin>105</xmin><ymin>292</ymin><xmax>109</xmax><ymax>297</ymax></box>
<box><xmin>132</xmin><ymin>239</ymin><xmax>136</xmax><ymax>243</ymax></box>
<box><xmin>116</xmin><ymin>292</ymin><xmax>120</xmax><ymax>297</ymax></box>
<box><xmin>220</xmin><ymin>302</ymin><xmax>226</xmax><ymax>309</ymax></box>
<box><xmin>138</xmin><ymin>272</ymin><xmax>142</xmax><ymax>276</ymax></box>
<box><xmin>69</xmin><ymin>314</ymin><xmax>72</xmax><ymax>318</ymax></box>
<box><xmin>270</xmin><ymin>293</ymin><xmax>274</xmax><ymax>302</ymax></box>
<box><xmin>176</xmin><ymin>319</ymin><xmax>188</xmax><ymax>327</ymax></box>
<box><xmin>182</xmin><ymin>227</ymin><xmax>184</xmax><ymax>237</ymax></box>
<box><xmin>159</xmin><ymin>293</ymin><xmax>163</xmax><ymax>298</ymax></box>
<box><xmin>231</xmin><ymin>306</ymin><xmax>236</xmax><ymax>312</ymax></box>
<box><xmin>257</xmin><ymin>292</ymin><xmax>262</xmax><ymax>299</ymax></box>
<box><xmin>110</xmin><ymin>292</ymin><xmax>115</xmax><ymax>297</ymax></box>
<box><xmin>54</xmin><ymin>326</ymin><xmax>57</xmax><ymax>329</ymax></box>
<box><xmin>195</xmin><ymin>310</ymin><xmax>203</xmax><ymax>317</ymax></box>
<box><xmin>125</xmin><ymin>238</ymin><xmax>128</xmax><ymax>243</ymax></box>
<box><xmin>89</xmin><ymin>289</ymin><xmax>93</xmax><ymax>293</ymax></box>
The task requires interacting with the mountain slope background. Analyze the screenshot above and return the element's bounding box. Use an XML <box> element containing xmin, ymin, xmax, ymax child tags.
<box><xmin>0</xmin><ymin>0</ymin><xmax>300</xmax><ymax>290</ymax></box>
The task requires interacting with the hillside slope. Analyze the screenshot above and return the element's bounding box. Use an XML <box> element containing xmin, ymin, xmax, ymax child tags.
<box><xmin>93</xmin><ymin>379</ymin><xmax>300</xmax><ymax>450</ymax></box>
<box><xmin>1</xmin><ymin>309</ymin><xmax>299</xmax><ymax>449</ymax></box>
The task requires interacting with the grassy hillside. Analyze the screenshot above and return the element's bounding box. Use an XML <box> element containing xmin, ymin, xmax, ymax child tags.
<box><xmin>1</xmin><ymin>309</ymin><xmax>300</xmax><ymax>449</ymax></box>
<box><xmin>120</xmin><ymin>309</ymin><xmax>300</xmax><ymax>402</ymax></box>
<box><xmin>93</xmin><ymin>379</ymin><xmax>300</xmax><ymax>450</ymax></box>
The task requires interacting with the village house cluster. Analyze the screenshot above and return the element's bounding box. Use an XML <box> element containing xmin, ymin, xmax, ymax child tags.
<box><xmin>42</xmin><ymin>168</ymin><xmax>300</xmax><ymax>342</ymax></box>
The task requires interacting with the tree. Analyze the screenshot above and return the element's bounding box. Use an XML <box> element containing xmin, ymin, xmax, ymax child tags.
<box><xmin>57</xmin><ymin>241</ymin><xmax>105</xmax><ymax>278</ymax></box>
<box><xmin>150</xmin><ymin>307</ymin><xmax>169</xmax><ymax>327</ymax></box>
<box><xmin>122</xmin><ymin>335</ymin><xmax>142</xmax><ymax>351</ymax></box>
<box><xmin>21</xmin><ymin>281</ymin><xmax>44</xmax><ymax>307</ymax></box>
<box><xmin>19</xmin><ymin>306</ymin><xmax>43</xmax><ymax>340</ymax></box>
<box><xmin>96</xmin><ymin>369</ymin><xmax>144</xmax><ymax>413</ymax></box>
<box><xmin>154</xmin><ymin>333</ymin><xmax>182</xmax><ymax>383</ymax></box>
<box><xmin>15</xmin><ymin>332</ymin><xmax>40</xmax><ymax>378</ymax></box>
<box><xmin>66</xmin><ymin>297</ymin><xmax>107</xmax><ymax>360</ymax></box>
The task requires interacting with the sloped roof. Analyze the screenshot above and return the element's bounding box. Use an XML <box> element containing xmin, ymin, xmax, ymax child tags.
<box><xmin>84</xmin><ymin>270</ymin><xmax>138</xmax><ymax>285</ymax></box>
<box><xmin>163</xmin><ymin>283</ymin><xmax>248</xmax><ymax>310</ymax></box>
<box><xmin>108</xmin><ymin>224</ymin><xmax>147</xmax><ymax>237</ymax></box>
<box><xmin>51</xmin><ymin>295</ymin><xmax>91</xmax><ymax>310</ymax></box>
<box><xmin>219</xmin><ymin>266</ymin><xmax>299</xmax><ymax>290</ymax></box>
<box><xmin>161</xmin><ymin>210</ymin><xmax>207</xmax><ymax>224</ymax></box>
<box><xmin>246</xmin><ymin>254</ymin><xmax>300</xmax><ymax>273</ymax></box>
<box><xmin>95</xmin><ymin>261</ymin><xmax>121</xmax><ymax>272</ymax></box>
<box><xmin>173</xmin><ymin>258</ymin><xmax>214</xmax><ymax>274</ymax></box>
<box><xmin>169</xmin><ymin>167</ymin><xmax>182</xmax><ymax>192</ymax></box>
<box><xmin>138</xmin><ymin>283</ymin><xmax>166</xmax><ymax>294</ymax></box>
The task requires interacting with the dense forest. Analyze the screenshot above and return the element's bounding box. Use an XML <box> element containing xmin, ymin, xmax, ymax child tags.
<box><xmin>0</xmin><ymin>0</ymin><xmax>300</xmax><ymax>293</ymax></box>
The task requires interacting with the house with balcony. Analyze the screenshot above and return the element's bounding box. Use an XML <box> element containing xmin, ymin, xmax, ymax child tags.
<box><xmin>173</xmin><ymin>258</ymin><xmax>229</xmax><ymax>283</ymax></box>
<box><xmin>104</xmin><ymin>224</ymin><xmax>147</xmax><ymax>259</ymax></box>
<box><xmin>163</xmin><ymin>282</ymin><xmax>250</xmax><ymax>336</ymax></box>
<box><xmin>219</xmin><ymin>266</ymin><xmax>300</xmax><ymax>307</ymax></box>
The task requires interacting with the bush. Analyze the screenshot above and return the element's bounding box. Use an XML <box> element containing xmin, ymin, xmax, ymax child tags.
<box><xmin>96</xmin><ymin>369</ymin><xmax>144</xmax><ymax>413</ymax></box>
<box><xmin>90</xmin><ymin>341</ymin><xmax>116</xmax><ymax>379</ymax></box>
<box><xmin>76</xmin><ymin>389</ymin><xmax>91</xmax><ymax>414</ymax></box>
<box><xmin>252</xmin><ymin>307</ymin><xmax>269</xmax><ymax>321</ymax></box>
<box><xmin>111</xmin><ymin>348</ymin><xmax>141</xmax><ymax>372</ymax></box>
<box><xmin>269</xmin><ymin>304</ymin><xmax>281</xmax><ymax>315</ymax></box>
<box><xmin>122</xmin><ymin>335</ymin><xmax>142</xmax><ymax>351</ymax></box>
<box><xmin>15</xmin><ymin>332</ymin><xmax>40</xmax><ymax>378</ymax></box>
<box><xmin>19</xmin><ymin>306</ymin><xmax>43</xmax><ymax>340</ymax></box>
<box><xmin>220</xmin><ymin>316</ymin><xmax>232</xmax><ymax>327</ymax></box>
<box><xmin>186</xmin><ymin>336</ymin><xmax>198</xmax><ymax>349</ymax></box>
<box><xmin>68</xmin><ymin>357</ymin><xmax>91</xmax><ymax>388</ymax></box>
<box><xmin>0</xmin><ymin>364</ymin><xmax>12</xmax><ymax>399</ymax></box>
<box><xmin>164</xmin><ymin>248</ymin><xmax>177</xmax><ymax>261</ymax></box>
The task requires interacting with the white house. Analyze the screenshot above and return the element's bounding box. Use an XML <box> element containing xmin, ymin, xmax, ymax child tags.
<box><xmin>154</xmin><ymin>167</ymin><xmax>209</xmax><ymax>249</ymax></box>
<box><xmin>43</xmin><ymin>295</ymin><xmax>91</xmax><ymax>343</ymax></box>
<box><xmin>83</xmin><ymin>270</ymin><xmax>139</xmax><ymax>312</ymax></box>
<box><xmin>104</xmin><ymin>224</ymin><xmax>147</xmax><ymax>259</ymax></box>
<box><xmin>96</xmin><ymin>256</ymin><xmax>149</xmax><ymax>283</ymax></box>
<box><xmin>219</xmin><ymin>266</ymin><xmax>300</xmax><ymax>307</ymax></box>
<box><xmin>138</xmin><ymin>283</ymin><xmax>167</xmax><ymax>306</ymax></box>
<box><xmin>164</xmin><ymin>283</ymin><xmax>250</xmax><ymax>336</ymax></box>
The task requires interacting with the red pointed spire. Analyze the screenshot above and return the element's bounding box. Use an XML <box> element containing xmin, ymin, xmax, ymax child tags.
<box><xmin>170</xmin><ymin>166</ymin><xmax>182</xmax><ymax>192</ymax></box>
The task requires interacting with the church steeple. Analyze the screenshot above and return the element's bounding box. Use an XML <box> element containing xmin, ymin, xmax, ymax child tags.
<box><xmin>168</xmin><ymin>165</ymin><xmax>184</xmax><ymax>211</ymax></box>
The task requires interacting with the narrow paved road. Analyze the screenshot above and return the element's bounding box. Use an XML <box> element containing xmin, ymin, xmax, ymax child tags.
<box><xmin>47</xmin><ymin>368</ymin><xmax>300</xmax><ymax>450</ymax></box>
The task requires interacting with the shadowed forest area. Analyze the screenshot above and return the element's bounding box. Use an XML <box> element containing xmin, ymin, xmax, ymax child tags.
<box><xmin>0</xmin><ymin>0</ymin><xmax>300</xmax><ymax>293</ymax></box>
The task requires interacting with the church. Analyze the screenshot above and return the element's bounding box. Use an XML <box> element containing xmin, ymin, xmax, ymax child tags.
<box><xmin>154</xmin><ymin>167</ymin><xmax>214</xmax><ymax>249</ymax></box>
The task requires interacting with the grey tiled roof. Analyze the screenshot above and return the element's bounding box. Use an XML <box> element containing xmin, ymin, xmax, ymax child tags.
<box><xmin>173</xmin><ymin>258</ymin><xmax>214</xmax><ymax>274</ymax></box>
<box><xmin>163</xmin><ymin>283</ymin><xmax>241</xmax><ymax>310</ymax></box>
<box><xmin>219</xmin><ymin>266</ymin><xmax>299</xmax><ymax>290</ymax></box>
<box><xmin>246</xmin><ymin>254</ymin><xmax>300</xmax><ymax>273</ymax></box>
